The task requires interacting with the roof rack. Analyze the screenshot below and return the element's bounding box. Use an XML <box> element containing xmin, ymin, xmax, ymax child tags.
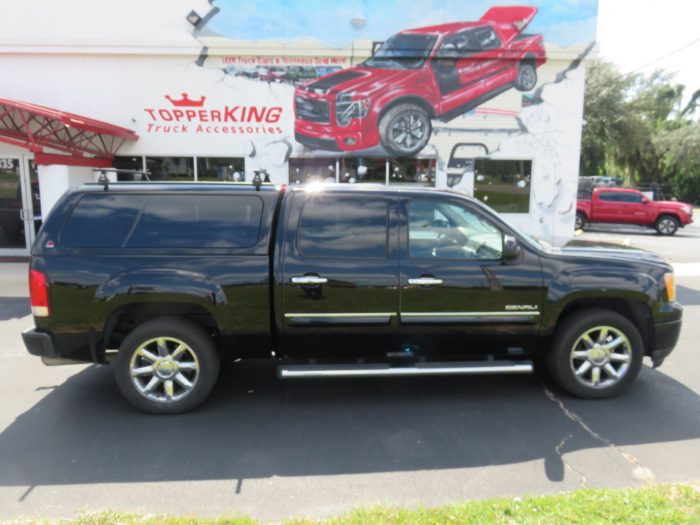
<box><xmin>92</xmin><ymin>168</ymin><xmax>151</xmax><ymax>190</ymax></box>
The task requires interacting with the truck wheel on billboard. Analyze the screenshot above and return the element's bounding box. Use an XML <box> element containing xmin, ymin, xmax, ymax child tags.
<box><xmin>515</xmin><ymin>61</ymin><xmax>538</xmax><ymax>91</ymax></box>
<box><xmin>379</xmin><ymin>103</ymin><xmax>431</xmax><ymax>157</ymax></box>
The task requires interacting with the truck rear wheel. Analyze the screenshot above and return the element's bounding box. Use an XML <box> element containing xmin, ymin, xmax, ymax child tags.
<box><xmin>655</xmin><ymin>215</ymin><xmax>678</xmax><ymax>235</ymax></box>
<box><xmin>379</xmin><ymin>103</ymin><xmax>431</xmax><ymax>156</ymax></box>
<box><xmin>547</xmin><ymin>309</ymin><xmax>643</xmax><ymax>399</ymax></box>
<box><xmin>114</xmin><ymin>317</ymin><xmax>219</xmax><ymax>414</ymax></box>
<box><xmin>515</xmin><ymin>61</ymin><xmax>537</xmax><ymax>91</ymax></box>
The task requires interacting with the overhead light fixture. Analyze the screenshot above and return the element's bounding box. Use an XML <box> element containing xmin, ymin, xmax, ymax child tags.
<box><xmin>187</xmin><ymin>10</ymin><xmax>202</xmax><ymax>28</ymax></box>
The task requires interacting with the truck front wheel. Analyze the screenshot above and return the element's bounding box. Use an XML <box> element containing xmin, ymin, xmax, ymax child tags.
<box><xmin>515</xmin><ymin>61</ymin><xmax>537</xmax><ymax>91</ymax></box>
<box><xmin>379</xmin><ymin>103</ymin><xmax>432</xmax><ymax>156</ymax></box>
<box><xmin>114</xmin><ymin>317</ymin><xmax>220</xmax><ymax>414</ymax></box>
<box><xmin>575</xmin><ymin>212</ymin><xmax>586</xmax><ymax>231</ymax></box>
<box><xmin>547</xmin><ymin>309</ymin><xmax>643</xmax><ymax>399</ymax></box>
<box><xmin>655</xmin><ymin>215</ymin><xmax>679</xmax><ymax>235</ymax></box>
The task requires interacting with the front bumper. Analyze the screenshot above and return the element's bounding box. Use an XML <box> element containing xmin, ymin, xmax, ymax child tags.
<box><xmin>650</xmin><ymin>314</ymin><xmax>682</xmax><ymax>367</ymax></box>
<box><xmin>22</xmin><ymin>327</ymin><xmax>57</xmax><ymax>358</ymax></box>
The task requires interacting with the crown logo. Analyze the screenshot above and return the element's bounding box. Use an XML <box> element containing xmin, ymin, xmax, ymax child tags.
<box><xmin>165</xmin><ymin>93</ymin><xmax>206</xmax><ymax>107</ymax></box>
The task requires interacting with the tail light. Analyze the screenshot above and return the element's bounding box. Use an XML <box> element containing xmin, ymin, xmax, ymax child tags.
<box><xmin>29</xmin><ymin>268</ymin><xmax>49</xmax><ymax>317</ymax></box>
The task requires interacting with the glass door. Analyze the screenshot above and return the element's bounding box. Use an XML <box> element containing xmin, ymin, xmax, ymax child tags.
<box><xmin>0</xmin><ymin>156</ymin><xmax>39</xmax><ymax>255</ymax></box>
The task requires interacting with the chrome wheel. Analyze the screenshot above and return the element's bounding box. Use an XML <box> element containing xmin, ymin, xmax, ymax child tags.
<box><xmin>389</xmin><ymin>111</ymin><xmax>429</xmax><ymax>153</ymax></box>
<box><xmin>570</xmin><ymin>326</ymin><xmax>632</xmax><ymax>389</ymax></box>
<box><xmin>575</xmin><ymin>214</ymin><xmax>584</xmax><ymax>230</ymax></box>
<box><xmin>129</xmin><ymin>337</ymin><xmax>200</xmax><ymax>403</ymax></box>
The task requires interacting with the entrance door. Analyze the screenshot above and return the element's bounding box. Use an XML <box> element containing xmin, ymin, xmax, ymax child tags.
<box><xmin>0</xmin><ymin>156</ymin><xmax>39</xmax><ymax>255</ymax></box>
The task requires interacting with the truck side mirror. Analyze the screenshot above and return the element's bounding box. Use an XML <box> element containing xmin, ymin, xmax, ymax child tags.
<box><xmin>502</xmin><ymin>234</ymin><xmax>521</xmax><ymax>261</ymax></box>
<box><xmin>641</xmin><ymin>196</ymin><xmax>650</xmax><ymax>204</ymax></box>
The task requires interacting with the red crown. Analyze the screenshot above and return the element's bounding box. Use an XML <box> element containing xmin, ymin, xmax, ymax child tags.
<box><xmin>165</xmin><ymin>93</ymin><xmax>206</xmax><ymax>107</ymax></box>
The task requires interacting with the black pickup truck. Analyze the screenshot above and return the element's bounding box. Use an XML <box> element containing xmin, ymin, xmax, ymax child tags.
<box><xmin>22</xmin><ymin>182</ymin><xmax>682</xmax><ymax>413</ymax></box>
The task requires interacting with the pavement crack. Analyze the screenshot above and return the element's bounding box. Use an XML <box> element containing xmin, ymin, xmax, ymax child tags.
<box><xmin>543</xmin><ymin>384</ymin><xmax>655</xmax><ymax>483</ymax></box>
<box><xmin>555</xmin><ymin>433</ymin><xmax>588</xmax><ymax>487</ymax></box>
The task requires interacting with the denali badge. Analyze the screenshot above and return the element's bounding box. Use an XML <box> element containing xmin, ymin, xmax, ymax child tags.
<box><xmin>505</xmin><ymin>305</ymin><xmax>539</xmax><ymax>311</ymax></box>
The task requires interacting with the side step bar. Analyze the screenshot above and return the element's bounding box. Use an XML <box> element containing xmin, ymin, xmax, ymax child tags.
<box><xmin>279</xmin><ymin>360</ymin><xmax>533</xmax><ymax>379</ymax></box>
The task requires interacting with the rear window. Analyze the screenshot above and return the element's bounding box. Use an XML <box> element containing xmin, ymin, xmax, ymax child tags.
<box><xmin>60</xmin><ymin>193</ymin><xmax>263</xmax><ymax>249</ymax></box>
<box><xmin>60</xmin><ymin>194</ymin><xmax>147</xmax><ymax>248</ymax></box>
<box><xmin>297</xmin><ymin>196</ymin><xmax>388</xmax><ymax>258</ymax></box>
<box><xmin>598</xmin><ymin>192</ymin><xmax>619</xmax><ymax>202</ymax></box>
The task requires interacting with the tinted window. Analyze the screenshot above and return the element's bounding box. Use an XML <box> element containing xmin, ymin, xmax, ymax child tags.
<box><xmin>298</xmin><ymin>196</ymin><xmax>388</xmax><ymax>258</ymax></box>
<box><xmin>598</xmin><ymin>192</ymin><xmax>619</xmax><ymax>202</ymax></box>
<box><xmin>127</xmin><ymin>195</ymin><xmax>262</xmax><ymax>248</ymax></box>
<box><xmin>408</xmin><ymin>199</ymin><xmax>503</xmax><ymax>259</ymax></box>
<box><xmin>61</xmin><ymin>194</ymin><xmax>147</xmax><ymax>248</ymax></box>
<box><xmin>619</xmin><ymin>192</ymin><xmax>643</xmax><ymax>203</ymax></box>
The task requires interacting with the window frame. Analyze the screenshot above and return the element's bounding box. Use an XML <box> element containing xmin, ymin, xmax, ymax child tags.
<box><xmin>295</xmin><ymin>194</ymin><xmax>391</xmax><ymax>260</ymax></box>
<box><xmin>405</xmin><ymin>196</ymin><xmax>504</xmax><ymax>262</ymax></box>
<box><xmin>473</xmin><ymin>157</ymin><xmax>533</xmax><ymax>214</ymax></box>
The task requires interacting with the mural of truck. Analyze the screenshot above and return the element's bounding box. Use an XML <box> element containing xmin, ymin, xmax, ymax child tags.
<box><xmin>294</xmin><ymin>6</ymin><xmax>546</xmax><ymax>156</ymax></box>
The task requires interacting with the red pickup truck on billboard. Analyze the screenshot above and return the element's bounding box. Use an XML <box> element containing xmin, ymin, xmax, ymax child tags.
<box><xmin>294</xmin><ymin>6</ymin><xmax>546</xmax><ymax>156</ymax></box>
<box><xmin>576</xmin><ymin>187</ymin><xmax>694</xmax><ymax>235</ymax></box>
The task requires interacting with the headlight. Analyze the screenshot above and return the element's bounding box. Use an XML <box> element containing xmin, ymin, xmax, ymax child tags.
<box><xmin>335</xmin><ymin>92</ymin><xmax>369</xmax><ymax>127</ymax></box>
<box><xmin>683</xmin><ymin>204</ymin><xmax>692</xmax><ymax>215</ymax></box>
<box><xmin>664</xmin><ymin>272</ymin><xmax>676</xmax><ymax>302</ymax></box>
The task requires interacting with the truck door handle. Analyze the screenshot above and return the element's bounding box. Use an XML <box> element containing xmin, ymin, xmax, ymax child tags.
<box><xmin>408</xmin><ymin>277</ymin><xmax>443</xmax><ymax>286</ymax></box>
<box><xmin>291</xmin><ymin>275</ymin><xmax>328</xmax><ymax>285</ymax></box>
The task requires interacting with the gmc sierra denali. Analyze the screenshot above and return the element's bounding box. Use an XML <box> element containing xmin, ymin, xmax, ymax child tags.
<box><xmin>23</xmin><ymin>182</ymin><xmax>682</xmax><ymax>413</ymax></box>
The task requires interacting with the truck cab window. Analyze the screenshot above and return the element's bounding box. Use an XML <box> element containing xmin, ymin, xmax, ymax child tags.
<box><xmin>297</xmin><ymin>196</ymin><xmax>388</xmax><ymax>258</ymax></box>
<box><xmin>408</xmin><ymin>199</ymin><xmax>503</xmax><ymax>259</ymax></box>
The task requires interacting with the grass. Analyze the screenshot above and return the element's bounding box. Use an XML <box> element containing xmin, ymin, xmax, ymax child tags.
<box><xmin>8</xmin><ymin>484</ymin><xmax>700</xmax><ymax>525</ymax></box>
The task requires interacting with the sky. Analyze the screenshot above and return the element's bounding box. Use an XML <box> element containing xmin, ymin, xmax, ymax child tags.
<box><xmin>597</xmin><ymin>0</ymin><xmax>700</xmax><ymax>106</ymax></box>
<box><xmin>209</xmin><ymin>0</ymin><xmax>598</xmax><ymax>48</ymax></box>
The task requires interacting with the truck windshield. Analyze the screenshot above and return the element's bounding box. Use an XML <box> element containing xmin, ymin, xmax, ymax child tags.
<box><xmin>363</xmin><ymin>34</ymin><xmax>437</xmax><ymax>69</ymax></box>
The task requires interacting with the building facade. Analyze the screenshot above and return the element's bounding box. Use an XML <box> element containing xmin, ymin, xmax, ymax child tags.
<box><xmin>0</xmin><ymin>0</ymin><xmax>598</xmax><ymax>256</ymax></box>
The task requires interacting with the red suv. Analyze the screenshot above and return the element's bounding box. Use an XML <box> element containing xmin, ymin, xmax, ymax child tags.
<box><xmin>294</xmin><ymin>6</ymin><xmax>546</xmax><ymax>156</ymax></box>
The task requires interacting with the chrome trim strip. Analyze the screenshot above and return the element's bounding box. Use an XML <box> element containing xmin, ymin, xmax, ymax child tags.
<box><xmin>280</xmin><ymin>361</ymin><xmax>533</xmax><ymax>378</ymax></box>
<box><xmin>285</xmin><ymin>312</ymin><xmax>395</xmax><ymax>318</ymax></box>
<box><xmin>401</xmin><ymin>311</ymin><xmax>539</xmax><ymax>317</ymax></box>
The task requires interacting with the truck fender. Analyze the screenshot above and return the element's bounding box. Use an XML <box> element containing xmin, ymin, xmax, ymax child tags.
<box><xmin>95</xmin><ymin>268</ymin><xmax>227</xmax><ymax>306</ymax></box>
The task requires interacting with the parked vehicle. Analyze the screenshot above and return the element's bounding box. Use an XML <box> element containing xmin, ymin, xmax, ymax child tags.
<box><xmin>263</xmin><ymin>66</ymin><xmax>287</xmax><ymax>83</ymax></box>
<box><xmin>23</xmin><ymin>182</ymin><xmax>681</xmax><ymax>413</ymax></box>
<box><xmin>294</xmin><ymin>6</ymin><xmax>546</xmax><ymax>155</ymax></box>
<box><xmin>285</xmin><ymin>66</ymin><xmax>317</xmax><ymax>85</ymax></box>
<box><xmin>576</xmin><ymin>187</ymin><xmax>694</xmax><ymax>235</ymax></box>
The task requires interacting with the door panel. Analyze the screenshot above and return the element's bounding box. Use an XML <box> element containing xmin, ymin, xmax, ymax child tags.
<box><xmin>398</xmin><ymin>196</ymin><xmax>543</xmax><ymax>355</ymax></box>
<box><xmin>593</xmin><ymin>192</ymin><xmax>620</xmax><ymax>222</ymax></box>
<box><xmin>280</xmin><ymin>190</ymin><xmax>401</xmax><ymax>358</ymax></box>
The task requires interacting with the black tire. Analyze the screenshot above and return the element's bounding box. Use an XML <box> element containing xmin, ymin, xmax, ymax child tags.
<box><xmin>575</xmin><ymin>212</ymin><xmax>586</xmax><ymax>231</ymax></box>
<box><xmin>547</xmin><ymin>308</ymin><xmax>644</xmax><ymax>399</ymax></box>
<box><xmin>655</xmin><ymin>215</ymin><xmax>678</xmax><ymax>236</ymax></box>
<box><xmin>379</xmin><ymin>103</ymin><xmax>432</xmax><ymax>156</ymax></box>
<box><xmin>114</xmin><ymin>317</ymin><xmax>220</xmax><ymax>414</ymax></box>
<box><xmin>515</xmin><ymin>61</ymin><xmax>537</xmax><ymax>91</ymax></box>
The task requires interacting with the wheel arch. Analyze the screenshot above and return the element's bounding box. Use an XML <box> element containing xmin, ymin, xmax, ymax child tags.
<box><xmin>103</xmin><ymin>302</ymin><xmax>220</xmax><ymax>354</ymax></box>
<box><xmin>551</xmin><ymin>298</ymin><xmax>654</xmax><ymax>355</ymax></box>
<box><xmin>377</xmin><ymin>95</ymin><xmax>436</xmax><ymax>123</ymax></box>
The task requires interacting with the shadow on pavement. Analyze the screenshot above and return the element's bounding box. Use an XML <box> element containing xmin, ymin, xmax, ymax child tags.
<box><xmin>1</xmin><ymin>360</ymin><xmax>699</xmax><ymax>490</ymax></box>
<box><xmin>0</xmin><ymin>297</ymin><xmax>30</xmax><ymax>321</ymax></box>
<box><xmin>678</xmin><ymin>285</ymin><xmax>700</xmax><ymax>306</ymax></box>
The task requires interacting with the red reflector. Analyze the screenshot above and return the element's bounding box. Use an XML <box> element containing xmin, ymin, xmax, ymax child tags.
<box><xmin>29</xmin><ymin>268</ymin><xmax>49</xmax><ymax>317</ymax></box>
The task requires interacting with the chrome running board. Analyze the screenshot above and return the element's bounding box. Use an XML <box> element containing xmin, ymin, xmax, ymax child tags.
<box><xmin>278</xmin><ymin>360</ymin><xmax>533</xmax><ymax>379</ymax></box>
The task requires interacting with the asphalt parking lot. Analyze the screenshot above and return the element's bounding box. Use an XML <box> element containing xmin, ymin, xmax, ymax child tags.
<box><xmin>1</xmin><ymin>221</ymin><xmax>699</xmax><ymax>521</ymax></box>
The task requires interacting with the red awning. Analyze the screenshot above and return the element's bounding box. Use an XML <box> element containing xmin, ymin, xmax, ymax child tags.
<box><xmin>0</xmin><ymin>96</ymin><xmax>139</xmax><ymax>167</ymax></box>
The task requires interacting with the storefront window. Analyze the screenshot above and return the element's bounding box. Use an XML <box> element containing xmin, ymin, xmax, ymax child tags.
<box><xmin>474</xmin><ymin>159</ymin><xmax>531</xmax><ymax>213</ymax></box>
<box><xmin>338</xmin><ymin>158</ymin><xmax>387</xmax><ymax>184</ymax></box>
<box><xmin>113</xmin><ymin>156</ymin><xmax>146</xmax><ymax>181</ymax></box>
<box><xmin>289</xmin><ymin>158</ymin><xmax>337</xmax><ymax>184</ymax></box>
<box><xmin>389</xmin><ymin>158</ymin><xmax>436</xmax><ymax>186</ymax></box>
<box><xmin>196</xmin><ymin>157</ymin><xmax>245</xmax><ymax>182</ymax></box>
<box><xmin>145</xmin><ymin>156</ymin><xmax>194</xmax><ymax>182</ymax></box>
